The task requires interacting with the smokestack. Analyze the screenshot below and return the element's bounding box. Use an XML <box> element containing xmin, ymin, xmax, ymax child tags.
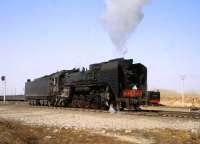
<box><xmin>102</xmin><ymin>0</ymin><xmax>149</xmax><ymax>55</ymax></box>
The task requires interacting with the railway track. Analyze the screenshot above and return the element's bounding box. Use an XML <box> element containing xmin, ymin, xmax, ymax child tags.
<box><xmin>28</xmin><ymin>104</ymin><xmax>200</xmax><ymax>120</ymax></box>
<box><xmin>1</xmin><ymin>101</ymin><xmax>200</xmax><ymax>120</ymax></box>
<box><xmin>122</xmin><ymin>110</ymin><xmax>200</xmax><ymax>120</ymax></box>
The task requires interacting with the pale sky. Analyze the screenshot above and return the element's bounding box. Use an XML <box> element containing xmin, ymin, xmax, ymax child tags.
<box><xmin>0</xmin><ymin>0</ymin><xmax>200</xmax><ymax>94</ymax></box>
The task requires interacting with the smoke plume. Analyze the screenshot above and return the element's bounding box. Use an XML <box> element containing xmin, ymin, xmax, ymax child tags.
<box><xmin>102</xmin><ymin>0</ymin><xmax>149</xmax><ymax>54</ymax></box>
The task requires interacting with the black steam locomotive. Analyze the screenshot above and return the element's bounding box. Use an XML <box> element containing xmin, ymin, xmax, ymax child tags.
<box><xmin>25</xmin><ymin>58</ymin><xmax>147</xmax><ymax>110</ymax></box>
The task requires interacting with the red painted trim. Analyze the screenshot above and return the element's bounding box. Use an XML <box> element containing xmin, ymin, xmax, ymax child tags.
<box><xmin>149</xmin><ymin>99</ymin><xmax>160</xmax><ymax>104</ymax></box>
<box><xmin>123</xmin><ymin>89</ymin><xmax>143</xmax><ymax>97</ymax></box>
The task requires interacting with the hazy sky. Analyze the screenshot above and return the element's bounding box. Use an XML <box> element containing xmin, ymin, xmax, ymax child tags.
<box><xmin>0</xmin><ymin>0</ymin><xmax>200</xmax><ymax>94</ymax></box>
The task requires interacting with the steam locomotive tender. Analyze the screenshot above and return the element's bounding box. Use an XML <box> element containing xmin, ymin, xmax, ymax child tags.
<box><xmin>25</xmin><ymin>58</ymin><xmax>147</xmax><ymax>110</ymax></box>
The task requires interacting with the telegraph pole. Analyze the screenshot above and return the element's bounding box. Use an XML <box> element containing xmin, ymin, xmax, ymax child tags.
<box><xmin>180</xmin><ymin>75</ymin><xmax>186</xmax><ymax>106</ymax></box>
<box><xmin>1</xmin><ymin>76</ymin><xmax>6</xmax><ymax>104</ymax></box>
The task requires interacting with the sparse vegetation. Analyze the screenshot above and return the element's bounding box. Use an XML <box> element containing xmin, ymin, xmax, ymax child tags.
<box><xmin>0</xmin><ymin>119</ymin><xmax>200</xmax><ymax>144</ymax></box>
<box><xmin>0</xmin><ymin>119</ymin><xmax>131</xmax><ymax>144</ymax></box>
<box><xmin>149</xmin><ymin>129</ymin><xmax>200</xmax><ymax>144</ymax></box>
<box><xmin>191</xmin><ymin>124</ymin><xmax>200</xmax><ymax>140</ymax></box>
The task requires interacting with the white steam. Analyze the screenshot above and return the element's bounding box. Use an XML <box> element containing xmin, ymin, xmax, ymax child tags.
<box><xmin>109</xmin><ymin>104</ymin><xmax>116</xmax><ymax>113</ymax></box>
<box><xmin>102</xmin><ymin>0</ymin><xmax>149</xmax><ymax>54</ymax></box>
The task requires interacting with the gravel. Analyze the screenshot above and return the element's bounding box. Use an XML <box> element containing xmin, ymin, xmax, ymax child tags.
<box><xmin>0</xmin><ymin>104</ymin><xmax>199</xmax><ymax>132</ymax></box>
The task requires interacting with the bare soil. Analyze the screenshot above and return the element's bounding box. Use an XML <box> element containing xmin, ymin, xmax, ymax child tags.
<box><xmin>0</xmin><ymin>104</ymin><xmax>199</xmax><ymax>132</ymax></box>
<box><xmin>0</xmin><ymin>104</ymin><xmax>200</xmax><ymax>143</ymax></box>
<box><xmin>0</xmin><ymin>119</ymin><xmax>200</xmax><ymax>144</ymax></box>
<box><xmin>0</xmin><ymin>119</ymin><xmax>131</xmax><ymax>144</ymax></box>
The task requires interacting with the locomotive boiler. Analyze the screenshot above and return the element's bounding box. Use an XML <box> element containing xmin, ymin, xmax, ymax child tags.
<box><xmin>25</xmin><ymin>58</ymin><xmax>147</xmax><ymax>110</ymax></box>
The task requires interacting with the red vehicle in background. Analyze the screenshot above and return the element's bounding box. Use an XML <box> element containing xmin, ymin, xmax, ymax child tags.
<box><xmin>144</xmin><ymin>91</ymin><xmax>160</xmax><ymax>106</ymax></box>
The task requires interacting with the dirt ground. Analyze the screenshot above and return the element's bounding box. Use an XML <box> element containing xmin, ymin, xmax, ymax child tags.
<box><xmin>0</xmin><ymin>104</ymin><xmax>200</xmax><ymax>143</ymax></box>
<box><xmin>0</xmin><ymin>104</ymin><xmax>199</xmax><ymax>131</ymax></box>
<box><xmin>0</xmin><ymin>119</ymin><xmax>200</xmax><ymax>144</ymax></box>
<box><xmin>0</xmin><ymin>119</ymin><xmax>129</xmax><ymax>144</ymax></box>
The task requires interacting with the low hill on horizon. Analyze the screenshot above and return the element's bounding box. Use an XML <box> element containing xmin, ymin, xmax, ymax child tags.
<box><xmin>158</xmin><ymin>89</ymin><xmax>200</xmax><ymax>107</ymax></box>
